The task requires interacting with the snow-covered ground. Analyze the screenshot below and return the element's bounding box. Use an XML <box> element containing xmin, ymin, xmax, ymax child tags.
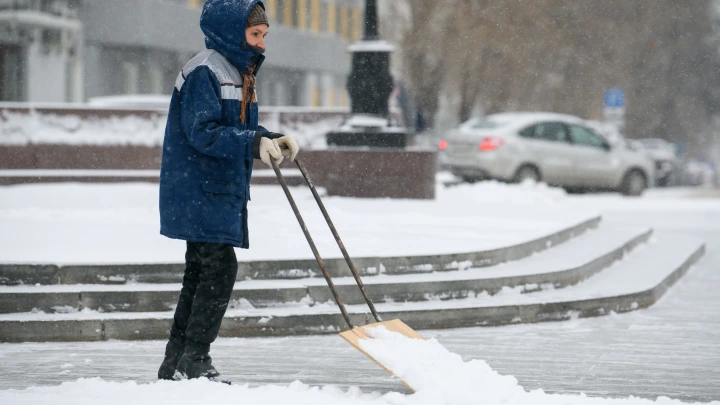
<box><xmin>0</xmin><ymin>180</ymin><xmax>590</xmax><ymax>265</ymax></box>
<box><xmin>1</xmin><ymin>182</ymin><xmax>719</xmax><ymax>404</ymax></box>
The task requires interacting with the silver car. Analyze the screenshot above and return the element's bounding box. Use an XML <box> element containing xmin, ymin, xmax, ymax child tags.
<box><xmin>439</xmin><ymin>112</ymin><xmax>655</xmax><ymax>196</ymax></box>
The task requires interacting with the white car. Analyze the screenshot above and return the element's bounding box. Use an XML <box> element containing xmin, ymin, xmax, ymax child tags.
<box><xmin>439</xmin><ymin>112</ymin><xmax>655</xmax><ymax>196</ymax></box>
<box><xmin>633</xmin><ymin>138</ymin><xmax>681</xmax><ymax>187</ymax></box>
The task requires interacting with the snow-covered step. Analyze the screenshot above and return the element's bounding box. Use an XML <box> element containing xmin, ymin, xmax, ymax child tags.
<box><xmin>0</xmin><ymin>216</ymin><xmax>600</xmax><ymax>285</ymax></box>
<box><xmin>0</xmin><ymin>169</ymin><xmax>303</xmax><ymax>187</ymax></box>
<box><xmin>0</xmin><ymin>225</ymin><xmax>650</xmax><ymax>314</ymax></box>
<box><xmin>0</xmin><ymin>232</ymin><xmax>702</xmax><ymax>343</ymax></box>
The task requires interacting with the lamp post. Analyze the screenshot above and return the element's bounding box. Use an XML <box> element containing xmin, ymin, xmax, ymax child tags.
<box><xmin>346</xmin><ymin>0</ymin><xmax>393</xmax><ymax>118</ymax></box>
<box><xmin>326</xmin><ymin>0</ymin><xmax>409</xmax><ymax>148</ymax></box>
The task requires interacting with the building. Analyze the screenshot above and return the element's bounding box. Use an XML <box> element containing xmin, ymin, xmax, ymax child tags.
<box><xmin>0</xmin><ymin>0</ymin><xmax>363</xmax><ymax>107</ymax></box>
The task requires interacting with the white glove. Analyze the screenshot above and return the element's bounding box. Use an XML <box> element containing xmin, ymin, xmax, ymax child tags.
<box><xmin>276</xmin><ymin>136</ymin><xmax>300</xmax><ymax>161</ymax></box>
<box><xmin>259</xmin><ymin>137</ymin><xmax>283</xmax><ymax>167</ymax></box>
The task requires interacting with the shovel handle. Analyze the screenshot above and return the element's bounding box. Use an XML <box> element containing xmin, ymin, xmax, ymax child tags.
<box><xmin>270</xmin><ymin>159</ymin><xmax>354</xmax><ymax>330</ymax></box>
<box><xmin>294</xmin><ymin>158</ymin><xmax>382</xmax><ymax>323</ymax></box>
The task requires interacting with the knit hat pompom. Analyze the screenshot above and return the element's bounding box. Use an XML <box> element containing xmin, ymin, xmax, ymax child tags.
<box><xmin>247</xmin><ymin>4</ymin><xmax>269</xmax><ymax>28</ymax></box>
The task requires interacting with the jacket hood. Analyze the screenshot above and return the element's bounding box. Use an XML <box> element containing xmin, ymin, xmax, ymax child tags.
<box><xmin>200</xmin><ymin>0</ymin><xmax>266</xmax><ymax>74</ymax></box>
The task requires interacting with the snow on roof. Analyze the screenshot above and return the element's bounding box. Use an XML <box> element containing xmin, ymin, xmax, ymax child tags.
<box><xmin>459</xmin><ymin>111</ymin><xmax>586</xmax><ymax>133</ymax></box>
<box><xmin>87</xmin><ymin>95</ymin><xmax>171</xmax><ymax>109</ymax></box>
<box><xmin>486</xmin><ymin>111</ymin><xmax>584</xmax><ymax>127</ymax></box>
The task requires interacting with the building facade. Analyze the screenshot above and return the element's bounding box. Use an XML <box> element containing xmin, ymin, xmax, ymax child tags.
<box><xmin>0</xmin><ymin>0</ymin><xmax>362</xmax><ymax>107</ymax></box>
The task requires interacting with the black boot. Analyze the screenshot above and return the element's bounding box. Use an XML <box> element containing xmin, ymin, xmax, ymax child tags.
<box><xmin>157</xmin><ymin>340</ymin><xmax>184</xmax><ymax>380</ymax></box>
<box><xmin>175</xmin><ymin>344</ymin><xmax>221</xmax><ymax>380</ymax></box>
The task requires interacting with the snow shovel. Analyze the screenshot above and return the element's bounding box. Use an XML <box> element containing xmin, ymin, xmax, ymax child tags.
<box><xmin>270</xmin><ymin>157</ymin><xmax>425</xmax><ymax>391</ymax></box>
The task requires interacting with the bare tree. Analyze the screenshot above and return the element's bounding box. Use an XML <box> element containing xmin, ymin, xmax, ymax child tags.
<box><xmin>391</xmin><ymin>0</ymin><xmax>720</xmax><ymax>151</ymax></box>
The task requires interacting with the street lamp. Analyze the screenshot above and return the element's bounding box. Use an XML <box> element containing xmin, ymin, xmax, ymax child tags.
<box><xmin>326</xmin><ymin>0</ymin><xmax>409</xmax><ymax>148</ymax></box>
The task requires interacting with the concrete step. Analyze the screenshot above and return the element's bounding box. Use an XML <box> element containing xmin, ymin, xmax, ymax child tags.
<box><xmin>2</xmin><ymin>229</ymin><xmax>700</xmax><ymax>344</ymax></box>
<box><xmin>0</xmin><ymin>216</ymin><xmax>600</xmax><ymax>285</ymax></box>
<box><xmin>0</xmin><ymin>225</ymin><xmax>649</xmax><ymax>314</ymax></box>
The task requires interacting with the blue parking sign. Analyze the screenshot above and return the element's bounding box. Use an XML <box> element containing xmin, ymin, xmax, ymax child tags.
<box><xmin>604</xmin><ymin>88</ymin><xmax>625</xmax><ymax>108</ymax></box>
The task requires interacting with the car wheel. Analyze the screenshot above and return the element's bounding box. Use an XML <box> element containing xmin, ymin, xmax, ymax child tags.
<box><xmin>621</xmin><ymin>170</ymin><xmax>647</xmax><ymax>197</ymax></box>
<box><xmin>513</xmin><ymin>166</ymin><xmax>541</xmax><ymax>183</ymax></box>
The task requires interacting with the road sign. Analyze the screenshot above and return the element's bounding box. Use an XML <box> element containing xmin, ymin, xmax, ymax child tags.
<box><xmin>604</xmin><ymin>88</ymin><xmax>625</xmax><ymax>108</ymax></box>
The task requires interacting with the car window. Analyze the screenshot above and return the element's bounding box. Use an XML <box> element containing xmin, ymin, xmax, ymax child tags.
<box><xmin>522</xmin><ymin>122</ymin><xmax>569</xmax><ymax>142</ymax></box>
<box><xmin>519</xmin><ymin>126</ymin><xmax>535</xmax><ymax>138</ymax></box>
<box><xmin>569</xmin><ymin>125</ymin><xmax>607</xmax><ymax>149</ymax></box>
<box><xmin>471</xmin><ymin>119</ymin><xmax>509</xmax><ymax>129</ymax></box>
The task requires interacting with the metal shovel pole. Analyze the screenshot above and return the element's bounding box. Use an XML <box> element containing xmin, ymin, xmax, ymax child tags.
<box><xmin>294</xmin><ymin>158</ymin><xmax>382</xmax><ymax>323</ymax></box>
<box><xmin>270</xmin><ymin>159</ymin><xmax>354</xmax><ymax>329</ymax></box>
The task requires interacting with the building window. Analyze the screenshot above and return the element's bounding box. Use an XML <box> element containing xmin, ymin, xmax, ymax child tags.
<box><xmin>123</xmin><ymin>62</ymin><xmax>139</xmax><ymax>95</ymax></box>
<box><xmin>297</xmin><ymin>0</ymin><xmax>307</xmax><ymax>30</ymax></box>
<box><xmin>283</xmin><ymin>0</ymin><xmax>294</xmax><ymax>27</ymax></box>
<box><xmin>326</xmin><ymin>2</ymin><xmax>336</xmax><ymax>34</ymax></box>
<box><xmin>0</xmin><ymin>45</ymin><xmax>24</xmax><ymax>102</ymax></box>
<box><xmin>265</xmin><ymin>0</ymin><xmax>277</xmax><ymax>20</ymax></box>
<box><xmin>311</xmin><ymin>86</ymin><xmax>320</xmax><ymax>107</ymax></box>
<box><xmin>352</xmin><ymin>8</ymin><xmax>362</xmax><ymax>41</ymax></box>
<box><xmin>310</xmin><ymin>0</ymin><xmax>320</xmax><ymax>32</ymax></box>
<box><xmin>149</xmin><ymin>66</ymin><xmax>165</xmax><ymax>94</ymax></box>
<box><xmin>339</xmin><ymin>5</ymin><xmax>349</xmax><ymax>41</ymax></box>
<box><xmin>340</xmin><ymin>89</ymin><xmax>348</xmax><ymax>107</ymax></box>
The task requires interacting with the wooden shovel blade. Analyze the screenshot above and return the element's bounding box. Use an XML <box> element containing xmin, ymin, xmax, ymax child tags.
<box><xmin>338</xmin><ymin>319</ymin><xmax>425</xmax><ymax>392</ymax></box>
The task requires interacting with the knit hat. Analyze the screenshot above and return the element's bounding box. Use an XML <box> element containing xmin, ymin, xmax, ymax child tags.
<box><xmin>247</xmin><ymin>4</ymin><xmax>269</xmax><ymax>27</ymax></box>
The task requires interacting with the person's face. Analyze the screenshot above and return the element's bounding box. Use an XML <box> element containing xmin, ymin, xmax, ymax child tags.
<box><xmin>245</xmin><ymin>24</ymin><xmax>269</xmax><ymax>51</ymax></box>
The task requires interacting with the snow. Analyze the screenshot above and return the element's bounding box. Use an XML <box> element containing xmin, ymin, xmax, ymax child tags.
<box><xmin>0</xmin><ymin>107</ymin><xmax>342</xmax><ymax>149</ymax></box>
<box><xmin>0</xmin><ymin>110</ymin><xmax>165</xmax><ymax>146</ymax></box>
<box><xmin>1</xmin><ymin>328</ymin><xmax>715</xmax><ymax>405</ymax></box>
<box><xmin>348</xmin><ymin>40</ymin><xmax>396</xmax><ymax>52</ymax></box>
<box><xmin>459</xmin><ymin>112</ymin><xmax>586</xmax><ymax>134</ymax></box>
<box><xmin>0</xmin><ymin>169</ymin><xmax>300</xmax><ymax>178</ymax></box>
<box><xmin>0</xmin><ymin>223</ymin><xmax>648</xmax><ymax>293</ymax></box>
<box><xmin>0</xmin><ymin>231</ymin><xmax>701</xmax><ymax>322</ymax></box>
<box><xmin>87</xmin><ymin>95</ymin><xmax>171</xmax><ymax>110</ymax></box>
<box><xmin>337</xmin><ymin>114</ymin><xmax>408</xmax><ymax>134</ymax></box>
<box><xmin>0</xmin><ymin>170</ymin><xmax>161</xmax><ymax>178</ymax></box>
<box><xmin>0</xmin><ymin>181</ymin><xmax>594</xmax><ymax>265</ymax></box>
<box><xmin>0</xmin><ymin>185</ymin><xmax>717</xmax><ymax>403</ymax></box>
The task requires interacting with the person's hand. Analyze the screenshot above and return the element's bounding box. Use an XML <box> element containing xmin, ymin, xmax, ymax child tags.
<box><xmin>259</xmin><ymin>137</ymin><xmax>283</xmax><ymax>167</ymax></box>
<box><xmin>276</xmin><ymin>135</ymin><xmax>299</xmax><ymax>161</ymax></box>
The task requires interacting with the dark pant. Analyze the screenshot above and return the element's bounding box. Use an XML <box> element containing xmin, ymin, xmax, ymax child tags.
<box><xmin>169</xmin><ymin>242</ymin><xmax>238</xmax><ymax>349</ymax></box>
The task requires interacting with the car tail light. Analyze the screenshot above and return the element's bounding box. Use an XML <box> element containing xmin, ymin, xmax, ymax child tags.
<box><xmin>479</xmin><ymin>137</ymin><xmax>504</xmax><ymax>151</ymax></box>
<box><xmin>438</xmin><ymin>139</ymin><xmax>448</xmax><ymax>150</ymax></box>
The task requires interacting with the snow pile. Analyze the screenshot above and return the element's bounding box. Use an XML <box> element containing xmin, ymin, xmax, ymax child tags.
<box><xmin>265</xmin><ymin>117</ymin><xmax>342</xmax><ymax>149</ymax></box>
<box><xmin>438</xmin><ymin>179</ymin><xmax>568</xmax><ymax>205</ymax></box>
<box><xmin>358</xmin><ymin>326</ymin><xmax>702</xmax><ymax>405</ymax></box>
<box><xmin>0</xmin><ymin>109</ymin><xmax>340</xmax><ymax>148</ymax></box>
<box><xmin>0</xmin><ymin>110</ymin><xmax>165</xmax><ymax>146</ymax></box>
<box><xmin>0</xmin><ymin>328</ymin><xmax>709</xmax><ymax>405</ymax></box>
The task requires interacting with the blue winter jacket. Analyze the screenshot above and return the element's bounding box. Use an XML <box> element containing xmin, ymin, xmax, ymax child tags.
<box><xmin>159</xmin><ymin>0</ymin><xmax>271</xmax><ymax>248</ymax></box>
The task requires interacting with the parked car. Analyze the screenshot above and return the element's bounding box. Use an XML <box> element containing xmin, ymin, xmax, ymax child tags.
<box><xmin>632</xmin><ymin>138</ymin><xmax>681</xmax><ymax>187</ymax></box>
<box><xmin>438</xmin><ymin>112</ymin><xmax>655</xmax><ymax>196</ymax></box>
<box><xmin>681</xmin><ymin>159</ymin><xmax>718</xmax><ymax>187</ymax></box>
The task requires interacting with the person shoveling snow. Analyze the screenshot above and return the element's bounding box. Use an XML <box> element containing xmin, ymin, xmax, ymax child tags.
<box><xmin>157</xmin><ymin>0</ymin><xmax>299</xmax><ymax>382</ymax></box>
